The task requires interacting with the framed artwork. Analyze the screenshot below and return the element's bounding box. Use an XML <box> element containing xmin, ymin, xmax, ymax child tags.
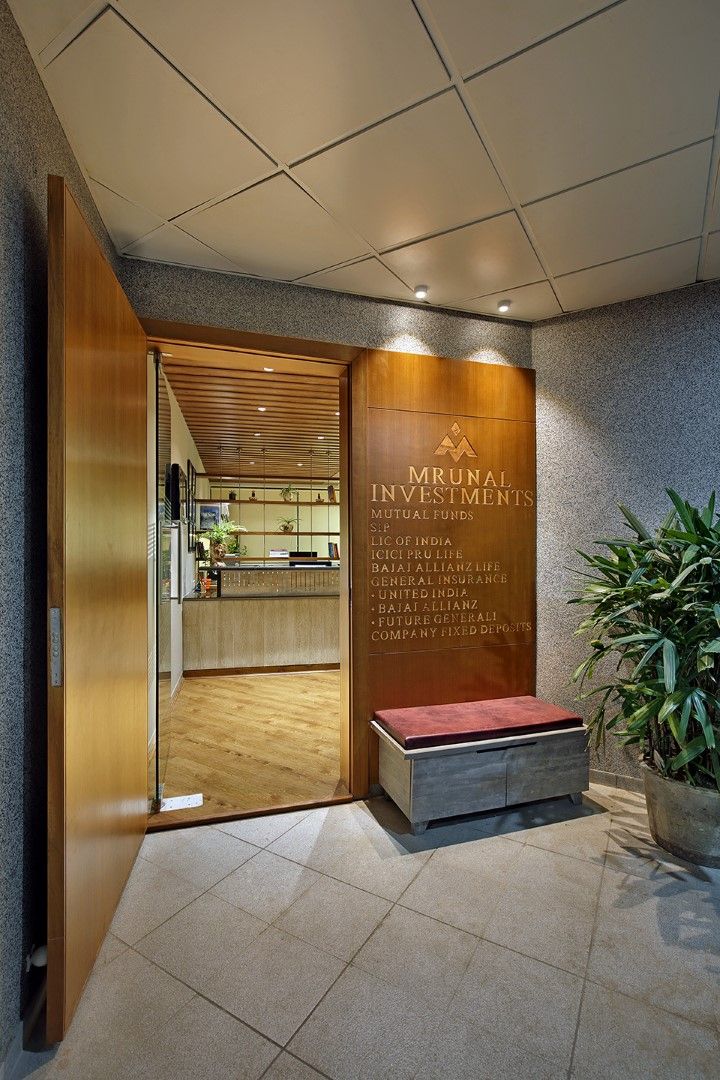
<box><xmin>187</xmin><ymin>460</ymin><xmax>197</xmax><ymax>552</ymax></box>
<box><xmin>198</xmin><ymin>502</ymin><xmax>221</xmax><ymax>530</ymax></box>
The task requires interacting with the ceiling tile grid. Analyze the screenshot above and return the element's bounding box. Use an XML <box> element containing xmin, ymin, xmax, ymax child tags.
<box><xmin>10</xmin><ymin>0</ymin><xmax>720</xmax><ymax>318</ymax></box>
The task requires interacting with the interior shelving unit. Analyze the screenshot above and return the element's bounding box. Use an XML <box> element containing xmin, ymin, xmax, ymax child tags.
<box><xmin>199</xmin><ymin>476</ymin><xmax>341</xmax><ymax>564</ymax></box>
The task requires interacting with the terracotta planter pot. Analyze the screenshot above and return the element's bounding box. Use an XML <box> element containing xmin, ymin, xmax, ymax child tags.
<box><xmin>641</xmin><ymin>763</ymin><xmax>720</xmax><ymax>868</ymax></box>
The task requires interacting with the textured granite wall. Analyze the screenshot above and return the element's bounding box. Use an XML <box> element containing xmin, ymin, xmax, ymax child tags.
<box><xmin>0</xmin><ymin>0</ymin><xmax>120</xmax><ymax>1062</ymax></box>
<box><xmin>120</xmin><ymin>259</ymin><xmax>531</xmax><ymax>366</ymax></box>
<box><xmin>533</xmin><ymin>280</ymin><xmax>720</xmax><ymax>786</ymax></box>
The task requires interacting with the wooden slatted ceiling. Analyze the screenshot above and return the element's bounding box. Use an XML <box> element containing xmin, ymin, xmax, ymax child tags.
<box><xmin>162</xmin><ymin>359</ymin><xmax>340</xmax><ymax>481</ymax></box>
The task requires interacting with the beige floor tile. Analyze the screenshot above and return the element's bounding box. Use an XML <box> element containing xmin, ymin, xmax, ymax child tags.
<box><xmin>214</xmin><ymin>809</ymin><xmax>311</xmax><ymax>848</ymax></box>
<box><xmin>274</xmin><ymin>874</ymin><xmax>391</xmax><ymax>960</ymax></box>
<box><xmin>483</xmin><ymin>844</ymin><xmax>603</xmax><ymax>974</ymax></box>
<box><xmin>517</xmin><ymin>812</ymin><xmax>611</xmax><ymax>865</ymax></box>
<box><xmin>110</xmin><ymin>857</ymin><xmax>204</xmax><ymax>945</ymax></box>
<box><xmin>135</xmin><ymin>892</ymin><xmax>266</xmax><ymax>989</ymax></box>
<box><xmin>415</xmin><ymin>1020</ymin><xmax>568</xmax><ymax>1080</ymax></box>
<box><xmin>288</xmin><ymin>965</ymin><xmax>438</xmax><ymax>1080</ymax></box>
<box><xmin>127</xmin><ymin>994</ymin><xmax>277</xmax><ymax>1079</ymax></box>
<box><xmin>24</xmin><ymin>951</ymin><xmax>195</xmax><ymax>1079</ymax></box>
<box><xmin>605</xmin><ymin>824</ymin><xmax>720</xmax><ymax>889</ymax></box>
<box><xmin>96</xmin><ymin>931</ymin><xmax>128</xmax><ymax>966</ymax></box>
<box><xmin>212</xmin><ymin>849</ymin><xmax>321</xmax><ymax>922</ymax></box>
<box><xmin>353</xmin><ymin>905</ymin><xmax>477</xmax><ymax>1006</ymax></box>
<box><xmin>269</xmin><ymin>803</ymin><xmax>432</xmax><ymax>901</ymax></box>
<box><xmin>399</xmin><ymin>836</ymin><xmax>523</xmax><ymax>936</ymax></box>
<box><xmin>587</xmin><ymin>866</ymin><xmax>720</xmax><ymax>1029</ymax></box>
<box><xmin>140</xmin><ymin>825</ymin><xmax>258</xmax><ymax>889</ymax></box>
<box><xmin>572</xmin><ymin>982</ymin><xmax>720</xmax><ymax>1079</ymax></box>
<box><xmin>202</xmin><ymin>925</ymin><xmax>345</xmax><ymax>1044</ymax></box>
<box><xmin>449</xmin><ymin>939</ymin><xmax>583</xmax><ymax>1068</ymax></box>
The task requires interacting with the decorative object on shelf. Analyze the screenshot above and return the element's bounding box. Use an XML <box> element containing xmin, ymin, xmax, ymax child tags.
<box><xmin>228</xmin><ymin>491</ymin><xmax>237</xmax><ymax>501</ymax></box>
<box><xmin>280</xmin><ymin>483</ymin><xmax>297</xmax><ymax>503</ymax></box>
<box><xmin>315</xmin><ymin>493</ymin><xmax>325</xmax><ymax>503</ymax></box>
<box><xmin>250</xmin><ymin>490</ymin><xmax>257</xmax><ymax>501</ymax></box>
<box><xmin>327</xmin><ymin>484</ymin><xmax>336</xmax><ymax>503</ymax></box>
<box><xmin>278</xmin><ymin>517</ymin><xmax>295</xmax><ymax>534</ymax></box>
<box><xmin>200</xmin><ymin>518</ymin><xmax>248</xmax><ymax>564</ymax></box>
<box><xmin>571</xmin><ymin>489</ymin><xmax>720</xmax><ymax>867</ymax></box>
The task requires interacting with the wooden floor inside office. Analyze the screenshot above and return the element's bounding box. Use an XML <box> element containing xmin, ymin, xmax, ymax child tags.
<box><xmin>150</xmin><ymin>669</ymin><xmax>348</xmax><ymax>827</ymax></box>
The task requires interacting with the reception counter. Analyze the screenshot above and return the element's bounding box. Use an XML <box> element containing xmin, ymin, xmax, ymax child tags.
<box><xmin>183</xmin><ymin>565</ymin><xmax>340</xmax><ymax>674</ymax></box>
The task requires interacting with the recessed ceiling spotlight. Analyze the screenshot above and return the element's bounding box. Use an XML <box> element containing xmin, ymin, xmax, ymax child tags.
<box><xmin>335</xmin><ymin>411</ymin><xmax>340</xmax><ymax>416</ymax></box>
<box><xmin>297</xmin><ymin>462</ymin><xmax>303</xmax><ymax>466</ymax></box>
<box><xmin>254</xmin><ymin>432</ymin><xmax>261</xmax><ymax>437</ymax></box>
<box><xmin>249</xmin><ymin>461</ymin><xmax>255</xmax><ymax>465</ymax></box>
<box><xmin>257</xmin><ymin>406</ymin><xmax>267</xmax><ymax>412</ymax></box>
<box><xmin>497</xmin><ymin>299</ymin><xmax>512</xmax><ymax>313</ymax></box>
<box><xmin>414</xmin><ymin>284</ymin><xmax>428</xmax><ymax>300</ymax></box>
<box><xmin>263</xmin><ymin>366</ymin><xmax>274</xmax><ymax>372</ymax></box>
<box><xmin>317</xmin><ymin>435</ymin><xmax>325</xmax><ymax>440</ymax></box>
<box><xmin>160</xmin><ymin>351</ymin><xmax>173</xmax><ymax>358</ymax></box>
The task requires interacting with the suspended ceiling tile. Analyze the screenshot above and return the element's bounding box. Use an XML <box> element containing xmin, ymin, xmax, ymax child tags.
<box><xmin>182</xmin><ymin>175</ymin><xmax>369</xmax><ymax>280</ymax></box>
<box><xmin>554</xmin><ymin>239</ymin><xmax>701</xmax><ymax>312</ymax></box>
<box><xmin>294</xmin><ymin>91</ymin><xmax>510</xmax><ymax>251</ymax></box>
<box><xmin>709</xmin><ymin>164</ymin><xmax>720</xmax><ymax>230</ymax></box>
<box><xmin>467</xmin><ymin>0</ymin><xmax>720</xmax><ymax>203</ymax></box>
<box><xmin>8</xmin><ymin>0</ymin><xmax>93</xmax><ymax>54</ymax></box>
<box><xmin>299</xmin><ymin>258</ymin><xmax>415</xmax><ymax>303</ymax></box>
<box><xmin>700</xmin><ymin>232</ymin><xmax>720</xmax><ymax>280</ymax></box>
<box><xmin>43</xmin><ymin>10</ymin><xmax>273</xmax><ymax>220</ymax></box>
<box><xmin>87</xmin><ymin>180</ymin><xmax>164</xmax><ymax>251</ymax></box>
<box><xmin>382</xmin><ymin>213</ymin><xmax>543</xmax><ymax>306</ymax></box>
<box><xmin>124</xmin><ymin>224</ymin><xmax>242</xmax><ymax>273</ymax></box>
<box><xmin>120</xmin><ymin>0</ymin><xmax>448</xmax><ymax>162</ymax></box>
<box><xmin>425</xmin><ymin>0</ymin><xmax>611</xmax><ymax>76</ymax></box>
<box><xmin>525</xmin><ymin>142</ymin><xmax>712</xmax><ymax>277</ymax></box>
<box><xmin>459</xmin><ymin>281</ymin><xmax>562</xmax><ymax>322</ymax></box>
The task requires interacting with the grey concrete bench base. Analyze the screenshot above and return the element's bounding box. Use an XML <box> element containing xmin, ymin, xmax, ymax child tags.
<box><xmin>371</xmin><ymin>720</ymin><xmax>589</xmax><ymax>834</ymax></box>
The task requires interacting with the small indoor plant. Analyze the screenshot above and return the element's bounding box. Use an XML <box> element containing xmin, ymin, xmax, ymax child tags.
<box><xmin>201</xmin><ymin>518</ymin><xmax>247</xmax><ymax>563</ymax></box>
<box><xmin>278</xmin><ymin>516</ymin><xmax>295</xmax><ymax>534</ymax></box>
<box><xmin>280</xmin><ymin>483</ymin><xmax>297</xmax><ymax>503</ymax></box>
<box><xmin>571</xmin><ymin>490</ymin><xmax>720</xmax><ymax>866</ymax></box>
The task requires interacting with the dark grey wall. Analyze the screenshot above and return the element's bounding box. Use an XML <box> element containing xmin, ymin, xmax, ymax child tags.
<box><xmin>0</xmin><ymin>0</ymin><xmax>121</xmax><ymax>1062</ymax></box>
<box><xmin>533</xmin><ymin>281</ymin><xmax>720</xmax><ymax>786</ymax></box>
<box><xmin>120</xmin><ymin>259</ymin><xmax>531</xmax><ymax>366</ymax></box>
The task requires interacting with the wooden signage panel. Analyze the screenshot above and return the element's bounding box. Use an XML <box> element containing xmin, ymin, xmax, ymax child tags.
<box><xmin>350</xmin><ymin>350</ymin><xmax>536</xmax><ymax>794</ymax></box>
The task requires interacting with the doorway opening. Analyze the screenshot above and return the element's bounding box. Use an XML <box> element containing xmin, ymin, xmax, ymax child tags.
<box><xmin>147</xmin><ymin>338</ymin><xmax>351</xmax><ymax>828</ymax></box>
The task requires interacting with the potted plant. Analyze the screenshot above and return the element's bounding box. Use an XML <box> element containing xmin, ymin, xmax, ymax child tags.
<box><xmin>570</xmin><ymin>490</ymin><xmax>720</xmax><ymax>866</ymax></box>
<box><xmin>278</xmin><ymin>516</ymin><xmax>295</xmax><ymax>534</ymax></box>
<box><xmin>280</xmin><ymin>483</ymin><xmax>297</xmax><ymax>503</ymax></box>
<box><xmin>200</xmin><ymin>518</ymin><xmax>247</xmax><ymax>563</ymax></box>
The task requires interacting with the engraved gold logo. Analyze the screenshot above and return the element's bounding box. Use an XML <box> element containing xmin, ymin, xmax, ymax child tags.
<box><xmin>434</xmin><ymin>422</ymin><xmax>477</xmax><ymax>463</ymax></box>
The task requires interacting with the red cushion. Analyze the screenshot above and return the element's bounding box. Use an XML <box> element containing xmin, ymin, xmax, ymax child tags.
<box><xmin>374</xmin><ymin>696</ymin><xmax>582</xmax><ymax>750</ymax></box>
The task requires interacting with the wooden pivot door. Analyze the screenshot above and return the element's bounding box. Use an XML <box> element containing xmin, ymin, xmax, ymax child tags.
<box><xmin>47</xmin><ymin>176</ymin><xmax>148</xmax><ymax>1041</ymax></box>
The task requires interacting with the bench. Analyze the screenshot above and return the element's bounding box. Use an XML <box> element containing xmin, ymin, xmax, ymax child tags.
<box><xmin>371</xmin><ymin>696</ymin><xmax>589</xmax><ymax>834</ymax></box>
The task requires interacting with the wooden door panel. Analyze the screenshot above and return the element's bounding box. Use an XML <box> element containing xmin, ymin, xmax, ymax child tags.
<box><xmin>47</xmin><ymin>176</ymin><xmax>147</xmax><ymax>1041</ymax></box>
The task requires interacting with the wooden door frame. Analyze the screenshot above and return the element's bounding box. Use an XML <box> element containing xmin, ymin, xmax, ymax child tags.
<box><xmin>144</xmin><ymin>321</ymin><xmax>364</xmax><ymax>809</ymax></box>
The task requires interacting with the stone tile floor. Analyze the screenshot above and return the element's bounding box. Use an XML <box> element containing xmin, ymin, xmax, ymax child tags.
<box><xmin>15</xmin><ymin>785</ymin><xmax>720</xmax><ymax>1079</ymax></box>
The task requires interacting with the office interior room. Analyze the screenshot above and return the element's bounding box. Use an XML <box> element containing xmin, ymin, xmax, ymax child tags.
<box><xmin>2</xmin><ymin>1</ymin><xmax>720</xmax><ymax>1078</ymax></box>
<box><xmin>150</xmin><ymin>342</ymin><xmax>348</xmax><ymax>825</ymax></box>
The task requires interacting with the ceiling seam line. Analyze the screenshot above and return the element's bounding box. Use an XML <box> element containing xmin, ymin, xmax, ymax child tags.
<box><xmin>694</xmin><ymin>89</ymin><xmax>720</xmax><ymax>280</ymax></box>
<box><xmin>522</xmin><ymin>136</ymin><xmax>716</xmax><ymax>208</ymax></box>
<box><xmin>412</xmin><ymin>0</ymin><xmax>565</xmax><ymax>313</ymax></box>
<box><xmin>460</xmin><ymin>0</ymin><xmax>629</xmax><ymax>84</ymax></box>
<box><xmin>553</xmin><ymin>234</ymin><xmax>703</xmax><ymax>279</ymax></box>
